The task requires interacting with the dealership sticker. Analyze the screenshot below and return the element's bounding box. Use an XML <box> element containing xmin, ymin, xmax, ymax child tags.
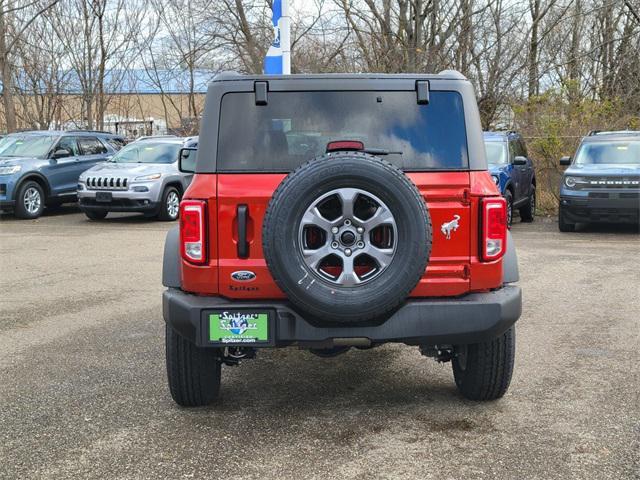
<box><xmin>209</xmin><ymin>311</ymin><xmax>269</xmax><ymax>344</ymax></box>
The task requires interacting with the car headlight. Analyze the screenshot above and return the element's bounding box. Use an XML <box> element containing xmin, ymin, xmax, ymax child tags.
<box><xmin>491</xmin><ymin>175</ymin><xmax>500</xmax><ymax>185</ymax></box>
<box><xmin>134</xmin><ymin>173</ymin><xmax>161</xmax><ymax>181</ymax></box>
<box><xmin>565</xmin><ymin>176</ymin><xmax>577</xmax><ymax>188</ymax></box>
<box><xmin>0</xmin><ymin>165</ymin><xmax>21</xmax><ymax>175</ymax></box>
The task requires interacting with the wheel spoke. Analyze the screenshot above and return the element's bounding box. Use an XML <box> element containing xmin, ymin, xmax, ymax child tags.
<box><xmin>302</xmin><ymin>245</ymin><xmax>332</xmax><ymax>269</ymax></box>
<box><xmin>336</xmin><ymin>188</ymin><xmax>359</xmax><ymax>219</ymax></box>
<box><xmin>360</xmin><ymin>205</ymin><xmax>394</xmax><ymax>230</ymax></box>
<box><xmin>301</xmin><ymin>207</ymin><xmax>335</xmax><ymax>232</ymax></box>
<box><xmin>361</xmin><ymin>245</ymin><xmax>395</xmax><ymax>268</ymax></box>
<box><xmin>337</xmin><ymin>255</ymin><xmax>360</xmax><ymax>286</ymax></box>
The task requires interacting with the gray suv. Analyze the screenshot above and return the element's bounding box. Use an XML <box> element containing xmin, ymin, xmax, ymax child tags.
<box><xmin>77</xmin><ymin>137</ymin><xmax>197</xmax><ymax>221</ymax></box>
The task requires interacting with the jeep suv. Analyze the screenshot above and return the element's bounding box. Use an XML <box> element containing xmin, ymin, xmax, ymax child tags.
<box><xmin>77</xmin><ymin>136</ymin><xmax>197</xmax><ymax>221</ymax></box>
<box><xmin>162</xmin><ymin>72</ymin><xmax>522</xmax><ymax>407</ymax></box>
<box><xmin>0</xmin><ymin>130</ymin><xmax>124</xmax><ymax>219</ymax></box>
<box><xmin>559</xmin><ymin>130</ymin><xmax>640</xmax><ymax>231</ymax></box>
<box><xmin>483</xmin><ymin>131</ymin><xmax>536</xmax><ymax>227</ymax></box>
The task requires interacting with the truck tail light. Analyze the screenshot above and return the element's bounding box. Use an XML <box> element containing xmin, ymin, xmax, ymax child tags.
<box><xmin>180</xmin><ymin>200</ymin><xmax>206</xmax><ymax>264</ymax></box>
<box><xmin>482</xmin><ymin>198</ymin><xmax>507</xmax><ymax>261</ymax></box>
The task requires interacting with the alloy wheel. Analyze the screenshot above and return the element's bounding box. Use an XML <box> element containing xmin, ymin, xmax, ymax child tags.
<box><xmin>23</xmin><ymin>187</ymin><xmax>41</xmax><ymax>215</ymax></box>
<box><xmin>167</xmin><ymin>191</ymin><xmax>180</xmax><ymax>219</ymax></box>
<box><xmin>298</xmin><ymin>188</ymin><xmax>397</xmax><ymax>286</ymax></box>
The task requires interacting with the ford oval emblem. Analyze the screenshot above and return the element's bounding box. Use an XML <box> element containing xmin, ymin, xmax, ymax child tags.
<box><xmin>231</xmin><ymin>270</ymin><xmax>256</xmax><ymax>282</ymax></box>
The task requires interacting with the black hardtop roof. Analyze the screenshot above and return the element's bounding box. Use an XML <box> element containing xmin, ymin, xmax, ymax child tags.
<box><xmin>212</xmin><ymin>70</ymin><xmax>468</xmax><ymax>83</ymax></box>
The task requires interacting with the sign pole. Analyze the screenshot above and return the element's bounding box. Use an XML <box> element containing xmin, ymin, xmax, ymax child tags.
<box><xmin>281</xmin><ymin>0</ymin><xmax>290</xmax><ymax>74</ymax></box>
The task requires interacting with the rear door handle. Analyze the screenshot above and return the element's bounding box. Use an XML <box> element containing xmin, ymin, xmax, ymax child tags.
<box><xmin>237</xmin><ymin>204</ymin><xmax>249</xmax><ymax>258</ymax></box>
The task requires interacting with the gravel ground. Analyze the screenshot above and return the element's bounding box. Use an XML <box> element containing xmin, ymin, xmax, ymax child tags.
<box><xmin>1</xmin><ymin>206</ymin><xmax>639</xmax><ymax>480</ymax></box>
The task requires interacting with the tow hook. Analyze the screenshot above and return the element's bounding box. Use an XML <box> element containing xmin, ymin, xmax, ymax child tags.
<box><xmin>419</xmin><ymin>344</ymin><xmax>455</xmax><ymax>363</ymax></box>
<box><xmin>221</xmin><ymin>346</ymin><xmax>256</xmax><ymax>366</ymax></box>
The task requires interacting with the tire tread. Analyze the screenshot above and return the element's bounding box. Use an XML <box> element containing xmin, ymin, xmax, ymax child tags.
<box><xmin>453</xmin><ymin>326</ymin><xmax>515</xmax><ymax>401</ymax></box>
<box><xmin>165</xmin><ymin>325</ymin><xmax>221</xmax><ymax>407</ymax></box>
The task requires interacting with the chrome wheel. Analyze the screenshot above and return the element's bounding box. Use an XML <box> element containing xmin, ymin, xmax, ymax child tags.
<box><xmin>23</xmin><ymin>187</ymin><xmax>41</xmax><ymax>215</ymax></box>
<box><xmin>166</xmin><ymin>191</ymin><xmax>179</xmax><ymax>219</ymax></box>
<box><xmin>298</xmin><ymin>187</ymin><xmax>397</xmax><ymax>286</ymax></box>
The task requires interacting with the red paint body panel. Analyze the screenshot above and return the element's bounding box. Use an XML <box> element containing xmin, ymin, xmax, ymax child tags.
<box><xmin>180</xmin><ymin>174</ymin><xmax>218</xmax><ymax>294</ymax></box>
<box><xmin>180</xmin><ymin>170</ymin><xmax>504</xmax><ymax>298</ymax></box>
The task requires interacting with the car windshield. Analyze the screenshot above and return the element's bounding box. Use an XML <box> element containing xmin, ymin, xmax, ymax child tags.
<box><xmin>0</xmin><ymin>135</ymin><xmax>57</xmax><ymax>158</ymax></box>
<box><xmin>217</xmin><ymin>90</ymin><xmax>469</xmax><ymax>172</ymax></box>
<box><xmin>575</xmin><ymin>140</ymin><xmax>640</xmax><ymax>165</ymax></box>
<box><xmin>485</xmin><ymin>142</ymin><xmax>507</xmax><ymax>165</ymax></box>
<box><xmin>110</xmin><ymin>142</ymin><xmax>181</xmax><ymax>164</ymax></box>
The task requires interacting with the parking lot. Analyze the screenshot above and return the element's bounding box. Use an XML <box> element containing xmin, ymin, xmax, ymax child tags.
<box><xmin>0</xmin><ymin>207</ymin><xmax>638</xmax><ymax>479</ymax></box>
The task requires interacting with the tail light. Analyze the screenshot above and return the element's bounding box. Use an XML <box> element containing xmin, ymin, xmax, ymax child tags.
<box><xmin>482</xmin><ymin>198</ymin><xmax>507</xmax><ymax>261</ymax></box>
<box><xmin>180</xmin><ymin>200</ymin><xmax>206</xmax><ymax>264</ymax></box>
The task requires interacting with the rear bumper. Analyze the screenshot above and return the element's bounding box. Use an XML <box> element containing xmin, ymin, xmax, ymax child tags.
<box><xmin>560</xmin><ymin>193</ymin><xmax>640</xmax><ymax>223</ymax></box>
<box><xmin>163</xmin><ymin>286</ymin><xmax>522</xmax><ymax>348</ymax></box>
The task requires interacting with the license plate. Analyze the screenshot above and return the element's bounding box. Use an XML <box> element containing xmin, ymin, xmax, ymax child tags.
<box><xmin>95</xmin><ymin>191</ymin><xmax>112</xmax><ymax>202</ymax></box>
<box><xmin>207</xmin><ymin>310</ymin><xmax>272</xmax><ymax>346</ymax></box>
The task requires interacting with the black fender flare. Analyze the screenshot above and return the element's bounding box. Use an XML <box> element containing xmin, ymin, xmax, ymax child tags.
<box><xmin>503</xmin><ymin>180</ymin><xmax>515</xmax><ymax>196</ymax></box>
<box><xmin>14</xmin><ymin>172</ymin><xmax>52</xmax><ymax>200</ymax></box>
<box><xmin>502</xmin><ymin>230</ymin><xmax>519</xmax><ymax>284</ymax></box>
<box><xmin>162</xmin><ymin>226</ymin><xmax>181</xmax><ymax>288</ymax></box>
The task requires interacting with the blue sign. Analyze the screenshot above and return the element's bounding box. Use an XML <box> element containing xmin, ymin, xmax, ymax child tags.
<box><xmin>264</xmin><ymin>0</ymin><xmax>283</xmax><ymax>74</ymax></box>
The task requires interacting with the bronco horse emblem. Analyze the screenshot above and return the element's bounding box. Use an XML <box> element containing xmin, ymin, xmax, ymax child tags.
<box><xmin>441</xmin><ymin>214</ymin><xmax>461</xmax><ymax>240</ymax></box>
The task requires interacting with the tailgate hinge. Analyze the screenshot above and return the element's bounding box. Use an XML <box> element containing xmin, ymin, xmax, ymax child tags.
<box><xmin>462</xmin><ymin>188</ymin><xmax>471</xmax><ymax>205</ymax></box>
<box><xmin>463</xmin><ymin>264</ymin><xmax>471</xmax><ymax>279</ymax></box>
<box><xmin>254</xmin><ymin>81</ymin><xmax>268</xmax><ymax>105</ymax></box>
<box><xmin>415</xmin><ymin>80</ymin><xmax>430</xmax><ymax>105</ymax></box>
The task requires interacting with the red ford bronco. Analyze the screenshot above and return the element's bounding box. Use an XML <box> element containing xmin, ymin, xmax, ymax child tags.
<box><xmin>162</xmin><ymin>71</ymin><xmax>521</xmax><ymax>407</ymax></box>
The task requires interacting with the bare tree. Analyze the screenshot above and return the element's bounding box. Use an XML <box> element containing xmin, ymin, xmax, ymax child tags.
<box><xmin>0</xmin><ymin>0</ymin><xmax>59</xmax><ymax>131</ymax></box>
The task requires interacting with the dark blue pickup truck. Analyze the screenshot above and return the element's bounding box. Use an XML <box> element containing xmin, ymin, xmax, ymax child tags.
<box><xmin>559</xmin><ymin>130</ymin><xmax>640</xmax><ymax>231</ymax></box>
<box><xmin>483</xmin><ymin>131</ymin><xmax>536</xmax><ymax>226</ymax></box>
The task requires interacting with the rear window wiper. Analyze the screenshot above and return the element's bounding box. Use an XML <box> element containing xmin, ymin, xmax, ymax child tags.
<box><xmin>363</xmin><ymin>148</ymin><xmax>403</xmax><ymax>156</ymax></box>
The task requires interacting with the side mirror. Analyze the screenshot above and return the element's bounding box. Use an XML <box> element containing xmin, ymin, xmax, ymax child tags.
<box><xmin>513</xmin><ymin>156</ymin><xmax>527</xmax><ymax>166</ymax></box>
<box><xmin>52</xmin><ymin>148</ymin><xmax>71</xmax><ymax>159</ymax></box>
<box><xmin>560</xmin><ymin>156</ymin><xmax>571</xmax><ymax>166</ymax></box>
<box><xmin>178</xmin><ymin>147</ymin><xmax>198</xmax><ymax>173</ymax></box>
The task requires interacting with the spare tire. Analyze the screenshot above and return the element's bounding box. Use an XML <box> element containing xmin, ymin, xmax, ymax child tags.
<box><xmin>263</xmin><ymin>152</ymin><xmax>432</xmax><ymax>324</ymax></box>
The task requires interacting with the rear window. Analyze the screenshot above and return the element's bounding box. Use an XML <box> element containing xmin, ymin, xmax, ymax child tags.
<box><xmin>217</xmin><ymin>91</ymin><xmax>468</xmax><ymax>172</ymax></box>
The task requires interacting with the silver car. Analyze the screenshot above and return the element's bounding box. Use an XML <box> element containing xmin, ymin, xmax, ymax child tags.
<box><xmin>77</xmin><ymin>137</ymin><xmax>197</xmax><ymax>221</ymax></box>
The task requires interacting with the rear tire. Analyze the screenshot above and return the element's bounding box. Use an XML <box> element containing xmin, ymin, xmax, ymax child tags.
<box><xmin>558</xmin><ymin>205</ymin><xmax>575</xmax><ymax>232</ymax></box>
<box><xmin>519</xmin><ymin>186</ymin><xmax>535</xmax><ymax>223</ymax></box>
<box><xmin>15</xmin><ymin>181</ymin><xmax>44</xmax><ymax>219</ymax></box>
<box><xmin>165</xmin><ymin>325</ymin><xmax>221</xmax><ymax>407</ymax></box>
<box><xmin>158</xmin><ymin>186</ymin><xmax>180</xmax><ymax>221</ymax></box>
<box><xmin>84</xmin><ymin>209</ymin><xmax>108</xmax><ymax>220</ymax></box>
<box><xmin>452</xmin><ymin>326</ymin><xmax>515</xmax><ymax>401</ymax></box>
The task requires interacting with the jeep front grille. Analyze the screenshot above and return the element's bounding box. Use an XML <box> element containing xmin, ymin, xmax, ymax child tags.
<box><xmin>86</xmin><ymin>177</ymin><xmax>128</xmax><ymax>190</ymax></box>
